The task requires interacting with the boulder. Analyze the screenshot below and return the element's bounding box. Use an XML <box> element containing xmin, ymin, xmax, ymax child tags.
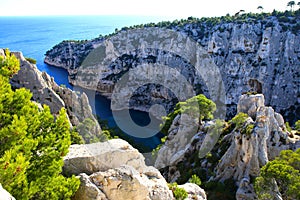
<box><xmin>0</xmin><ymin>184</ymin><xmax>15</xmax><ymax>200</ymax></box>
<box><xmin>63</xmin><ymin>139</ymin><xmax>146</xmax><ymax>175</ymax></box>
<box><xmin>72</xmin><ymin>173</ymin><xmax>108</xmax><ymax>200</ymax></box>
<box><xmin>89</xmin><ymin>165</ymin><xmax>173</xmax><ymax>200</ymax></box>
<box><xmin>178</xmin><ymin>183</ymin><xmax>207</xmax><ymax>200</ymax></box>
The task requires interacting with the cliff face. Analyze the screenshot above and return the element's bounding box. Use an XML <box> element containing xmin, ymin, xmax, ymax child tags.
<box><xmin>154</xmin><ymin>94</ymin><xmax>299</xmax><ymax>199</ymax></box>
<box><xmin>7</xmin><ymin>50</ymin><xmax>104</xmax><ymax>143</ymax></box>
<box><xmin>45</xmin><ymin>13</ymin><xmax>300</xmax><ymax>122</ymax></box>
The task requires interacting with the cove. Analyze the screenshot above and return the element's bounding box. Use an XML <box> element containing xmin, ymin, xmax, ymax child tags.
<box><xmin>45</xmin><ymin>63</ymin><xmax>164</xmax><ymax>150</ymax></box>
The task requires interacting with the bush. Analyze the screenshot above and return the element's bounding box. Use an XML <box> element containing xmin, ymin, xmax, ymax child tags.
<box><xmin>230</xmin><ymin>112</ymin><xmax>249</xmax><ymax>129</ymax></box>
<box><xmin>189</xmin><ymin>174</ymin><xmax>201</xmax><ymax>186</ymax></box>
<box><xmin>254</xmin><ymin>149</ymin><xmax>300</xmax><ymax>200</ymax></box>
<box><xmin>168</xmin><ymin>182</ymin><xmax>188</xmax><ymax>200</ymax></box>
<box><xmin>295</xmin><ymin>120</ymin><xmax>300</xmax><ymax>131</ymax></box>
<box><xmin>161</xmin><ymin>94</ymin><xmax>216</xmax><ymax>134</ymax></box>
<box><xmin>25</xmin><ymin>57</ymin><xmax>37</xmax><ymax>64</ymax></box>
<box><xmin>0</xmin><ymin>52</ymin><xmax>80</xmax><ymax>199</ymax></box>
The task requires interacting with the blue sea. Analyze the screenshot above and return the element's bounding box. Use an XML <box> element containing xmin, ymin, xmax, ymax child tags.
<box><xmin>0</xmin><ymin>15</ymin><xmax>175</xmax><ymax>150</ymax></box>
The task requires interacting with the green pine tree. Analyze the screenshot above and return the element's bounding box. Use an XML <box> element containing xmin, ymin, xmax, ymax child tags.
<box><xmin>0</xmin><ymin>50</ymin><xmax>80</xmax><ymax>199</ymax></box>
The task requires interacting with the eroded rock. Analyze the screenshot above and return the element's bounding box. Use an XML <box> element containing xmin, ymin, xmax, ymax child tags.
<box><xmin>7</xmin><ymin>50</ymin><xmax>102</xmax><ymax>143</ymax></box>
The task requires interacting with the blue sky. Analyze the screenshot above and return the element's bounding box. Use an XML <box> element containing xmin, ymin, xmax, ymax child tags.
<box><xmin>0</xmin><ymin>0</ymin><xmax>295</xmax><ymax>17</ymax></box>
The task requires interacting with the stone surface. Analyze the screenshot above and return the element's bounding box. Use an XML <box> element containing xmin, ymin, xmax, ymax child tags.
<box><xmin>155</xmin><ymin>114</ymin><xmax>199</xmax><ymax>169</ymax></box>
<box><xmin>214</xmin><ymin>94</ymin><xmax>298</xmax><ymax>198</ymax></box>
<box><xmin>237</xmin><ymin>94</ymin><xmax>265</xmax><ymax>119</ymax></box>
<box><xmin>155</xmin><ymin>94</ymin><xmax>299</xmax><ymax>199</ymax></box>
<box><xmin>72</xmin><ymin>173</ymin><xmax>108</xmax><ymax>200</ymax></box>
<box><xmin>63</xmin><ymin>139</ymin><xmax>146</xmax><ymax>175</ymax></box>
<box><xmin>45</xmin><ymin>15</ymin><xmax>300</xmax><ymax>122</ymax></box>
<box><xmin>0</xmin><ymin>184</ymin><xmax>15</xmax><ymax>200</ymax></box>
<box><xmin>178</xmin><ymin>183</ymin><xmax>207</xmax><ymax>200</ymax></box>
<box><xmin>7</xmin><ymin>50</ymin><xmax>102</xmax><ymax>143</ymax></box>
<box><xmin>88</xmin><ymin>165</ymin><xmax>174</xmax><ymax>200</ymax></box>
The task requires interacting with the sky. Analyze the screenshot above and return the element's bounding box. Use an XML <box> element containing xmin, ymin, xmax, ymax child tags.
<box><xmin>0</xmin><ymin>0</ymin><xmax>295</xmax><ymax>18</ymax></box>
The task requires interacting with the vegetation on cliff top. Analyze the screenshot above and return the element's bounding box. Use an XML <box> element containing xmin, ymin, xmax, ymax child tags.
<box><xmin>0</xmin><ymin>50</ymin><xmax>79</xmax><ymax>199</ymax></box>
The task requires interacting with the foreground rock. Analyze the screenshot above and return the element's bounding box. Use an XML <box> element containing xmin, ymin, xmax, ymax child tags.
<box><xmin>65</xmin><ymin>139</ymin><xmax>175</xmax><ymax>200</ymax></box>
<box><xmin>63</xmin><ymin>139</ymin><xmax>146</xmax><ymax>175</ymax></box>
<box><xmin>0</xmin><ymin>184</ymin><xmax>15</xmax><ymax>200</ymax></box>
<box><xmin>7</xmin><ymin>50</ymin><xmax>103</xmax><ymax>143</ymax></box>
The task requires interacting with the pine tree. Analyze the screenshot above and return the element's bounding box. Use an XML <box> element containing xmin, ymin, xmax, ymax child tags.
<box><xmin>0</xmin><ymin>50</ymin><xmax>80</xmax><ymax>199</ymax></box>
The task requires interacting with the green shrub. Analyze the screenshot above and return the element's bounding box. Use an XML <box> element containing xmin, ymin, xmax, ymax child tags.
<box><xmin>25</xmin><ymin>57</ymin><xmax>37</xmax><ymax>64</ymax></box>
<box><xmin>255</xmin><ymin>149</ymin><xmax>300</xmax><ymax>200</ymax></box>
<box><xmin>0</xmin><ymin>52</ymin><xmax>80</xmax><ymax>199</ymax></box>
<box><xmin>295</xmin><ymin>120</ymin><xmax>300</xmax><ymax>131</ymax></box>
<box><xmin>189</xmin><ymin>174</ymin><xmax>201</xmax><ymax>186</ymax></box>
<box><xmin>168</xmin><ymin>182</ymin><xmax>188</xmax><ymax>200</ymax></box>
<box><xmin>230</xmin><ymin>112</ymin><xmax>249</xmax><ymax>129</ymax></box>
<box><xmin>161</xmin><ymin>94</ymin><xmax>216</xmax><ymax>134</ymax></box>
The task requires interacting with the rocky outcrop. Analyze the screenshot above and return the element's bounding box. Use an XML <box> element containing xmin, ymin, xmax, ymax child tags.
<box><xmin>64</xmin><ymin>139</ymin><xmax>175</xmax><ymax>200</ymax></box>
<box><xmin>6</xmin><ymin>50</ymin><xmax>103</xmax><ymax>143</ymax></box>
<box><xmin>0</xmin><ymin>184</ymin><xmax>15</xmax><ymax>200</ymax></box>
<box><xmin>45</xmin><ymin>13</ymin><xmax>300</xmax><ymax>122</ymax></box>
<box><xmin>155</xmin><ymin>94</ymin><xmax>299</xmax><ymax>199</ymax></box>
<box><xmin>155</xmin><ymin>114</ymin><xmax>199</xmax><ymax>169</ymax></box>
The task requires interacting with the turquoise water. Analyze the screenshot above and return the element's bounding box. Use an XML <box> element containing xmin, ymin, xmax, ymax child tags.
<box><xmin>0</xmin><ymin>16</ymin><xmax>173</xmax><ymax>149</ymax></box>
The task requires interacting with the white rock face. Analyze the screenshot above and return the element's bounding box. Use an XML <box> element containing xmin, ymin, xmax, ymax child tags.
<box><xmin>215</xmin><ymin>94</ymin><xmax>298</xmax><ymax>200</ymax></box>
<box><xmin>155</xmin><ymin>114</ymin><xmax>199</xmax><ymax>169</ymax></box>
<box><xmin>45</xmin><ymin>16</ymin><xmax>300</xmax><ymax>122</ymax></box>
<box><xmin>8</xmin><ymin>50</ymin><xmax>102</xmax><ymax>143</ymax></box>
<box><xmin>237</xmin><ymin>94</ymin><xmax>265</xmax><ymax>119</ymax></box>
<box><xmin>178</xmin><ymin>183</ymin><xmax>207</xmax><ymax>200</ymax></box>
<box><xmin>64</xmin><ymin>139</ymin><xmax>146</xmax><ymax>175</ymax></box>
<box><xmin>0</xmin><ymin>184</ymin><xmax>15</xmax><ymax>200</ymax></box>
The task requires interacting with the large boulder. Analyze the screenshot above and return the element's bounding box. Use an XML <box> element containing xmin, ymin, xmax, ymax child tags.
<box><xmin>63</xmin><ymin>139</ymin><xmax>146</xmax><ymax>175</ymax></box>
<box><xmin>237</xmin><ymin>94</ymin><xmax>265</xmax><ymax>119</ymax></box>
<box><xmin>73</xmin><ymin>165</ymin><xmax>174</xmax><ymax>200</ymax></box>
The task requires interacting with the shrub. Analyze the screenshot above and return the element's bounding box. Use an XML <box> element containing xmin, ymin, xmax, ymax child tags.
<box><xmin>25</xmin><ymin>57</ymin><xmax>37</xmax><ymax>64</ymax></box>
<box><xmin>0</xmin><ymin>52</ymin><xmax>80</xmax><ymax>199</ymax></box>
<box><xmin>254</xmin><ymin>149</ymin><xmax>300</xmax><ymax>200</ymax></box>
<box><xmin>189</xmin><ymin>174</ymin><xmax>202</xmax><ymax>186</ymax></box>
<box><xmin>161</xmin><ymin>94</ymin><xmax>216</xmax><ymax>134</ymax></box>
<box><xmin>230</xmin><ymin>112</ymin><xmax>249</xmax><ymax>129</ymax></box>
<box><xmin>168</xmin><ymin>182</ymin><xmax>188</xmax><ymax>200</ymax></box>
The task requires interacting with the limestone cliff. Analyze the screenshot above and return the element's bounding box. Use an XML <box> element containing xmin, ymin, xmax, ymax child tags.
<box><xmin>3</xmin><ymin>49</ymin><xmax>104</xmax><ymax>143</ymax></box>
<box><xmin>45</xmin><ymin>11</ymin><xmax>300</xmax><ymax>122</ymax></box>
<box><xmin>154</xmin><ymin>94</ymin><xmax>299</xmax><ymax>199</ymax></box>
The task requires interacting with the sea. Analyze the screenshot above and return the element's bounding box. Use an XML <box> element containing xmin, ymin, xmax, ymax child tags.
<box><xmin>0</xmin><ymin>15</ymin><xmax>177</xmax><ymax>150</ymax></box>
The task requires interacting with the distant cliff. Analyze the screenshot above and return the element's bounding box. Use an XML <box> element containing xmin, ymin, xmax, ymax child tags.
<box><xmin>45</xmin><ymin>10</ymin><xmax>300</xmax><ymax>122</ymax></box>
